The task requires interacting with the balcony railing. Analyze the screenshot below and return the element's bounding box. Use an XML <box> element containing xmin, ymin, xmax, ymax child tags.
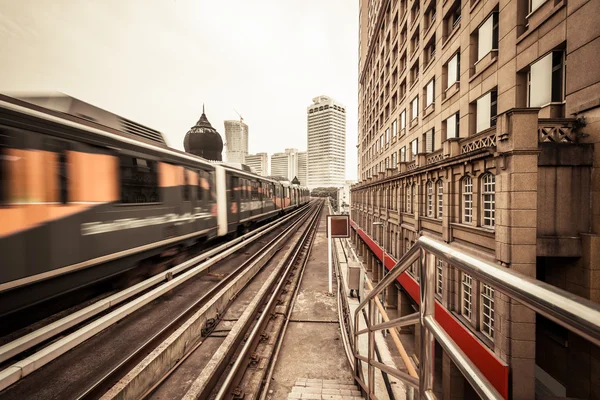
<box><xmin>538</xmin><ymin>118</ymin><xmax>577</xmax><ymax>143</ymax></box>
<box><xmin>353</xmin><ymin>236</ymin><xmax>600</xmax><ymax>399</ymax></box>
<box><xmin>460</xmin><ymin>127</ymin><xmax>497</xmax><ymax>154</ymax></box>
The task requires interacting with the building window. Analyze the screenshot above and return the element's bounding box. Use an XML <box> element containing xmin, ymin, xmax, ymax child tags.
<box><xmin>411</xmin><ymin>139</ymin><xmax>418</xmax><ymax>160</ymax></box>
<box><xmin>400</xmin><ymin>147</ymin><xmax>406</xmax><ymax>162</ymax></box>
<box><xmin>412</xmin><ymin>183</ymin><xmax>417</xmax><ymax>215</ymax></box>
<box><xmin>477</xmin><ymin>13</ymin><xmax>498</xmax><ymax>62</ymax></box>
<box><xmin>446</xmin><ymin>52</ymin><xmax>460</xmax><ymax>87</ymax></box>
<box><xmin>392</xmin><ymin>152</ymin><xmax>397</xmax><ymax>168</ymax></box>
<box><xmin>427</xmin><ymin>181</ymin><xmax>434</xmax><ymax>217</ymax></box>
<box><xmin>392</xmin><ymin>119</ymin><xmax>398</xmax><ymax>137</ymax></box>
<box><xmin>411</xmin><ymin>96</ymin><xmax>419</xmax><ymax>120</ymax></box>
<box><xmin>446</xmin><ymin>113</ymin><xmax>459</xmax><ymax>139</ymax></box>
<box><xmin>462</xmin><ymin>273</ymin><xmax>473</xmax><ymax>319</ymax></box>
<box><xmin>400</xmin><ymin>110</ymin><xmax>406</xmax><ymax>131</ymax></box>
<box><xmin>528</xmin><ymin>51</ymin><xmax>564</xmax><ymax>107</ymax></box>
<box><xmin>530</xmin><ymin>0</ymin><xmax>546</xmax><ymax>12</ymax></box>
<box><xmin>437</xmin><ymin>179</ymin><xmax>443</xmax><ymax>219</ymax></box>
<box><xmin>425</xmin><ymin>128</ymin><xmax>435</xmax><ymax>152</ymax></box>
<box><xmin>406</xmin><ymin>184</ymin><xmax>412</xmax><ymax>213</ymax></box>
<box><xmin>481</xmin><ymin>284</ymin><xmax>495</xmax><ymax>339</ymax></box>
<box><xmin>436</xmin><ymin>258</ymin><xmax>443</xmax><ymax>297</ymax></box>
<box><xmin>426</xmin><ymin>78</ymin><xmax>435</xmax><ymax>107</ymax></box>
<box><xmin>482</xmin><ymin>173</ymin><xmax>495</xmax><ymax>228</ymax></box>
<box><xmin>386</xmin><ymin>128</ymin><xmax>390</xmax><ymax>144</ymax></box>
<box><xmin>476</xmin><ymin>89</ymin><xmax>497</xmax><ymax>133</ymax></box>
<box><xmin>462</xmin><ymin>176</ymin><xmax>473</xmax><ymax>223</ymax></box>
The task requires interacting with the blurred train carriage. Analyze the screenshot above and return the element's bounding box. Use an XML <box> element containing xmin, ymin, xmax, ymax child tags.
<box><xmin>0</xmin><ymin>94</ymin><xmax>309</xmax><ymax>319</ymax></box>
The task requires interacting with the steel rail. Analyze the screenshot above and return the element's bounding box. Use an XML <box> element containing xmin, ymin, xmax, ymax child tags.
<box><xmin>257</xmin><ymin>201</ymin><xmax>322</xmax><ymax>400</ymax></box>
<box><xmin>76</xmin><ymin>203</ymin><xmax>317</xmax><ymax>400</ymax></box>
<box><xmin>214</xmin><ymin>201</ymin><xmax>323</xmax><ymax>400</ymax></box>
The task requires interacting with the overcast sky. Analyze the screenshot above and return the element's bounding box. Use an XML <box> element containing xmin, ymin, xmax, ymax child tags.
<box><xmin>0</xmin><ymin>0</ymin><xmax>359</xmax><ymax>180</ymax></box>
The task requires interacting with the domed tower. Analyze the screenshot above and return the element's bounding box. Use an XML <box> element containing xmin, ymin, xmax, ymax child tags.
<box><xmin>184</xmin><ymin>105</ymin><xmax>223</xmax><ymax>161</ymax></box>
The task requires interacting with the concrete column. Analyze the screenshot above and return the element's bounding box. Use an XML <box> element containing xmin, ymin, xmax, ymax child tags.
<box><xmin>442</xmin><ymin>349</ymin><xmax>465</xmax><ymax>400</ymax></box>
<box><xmin>495</xmin><ymin>109</ymin><xmax>540</xmax><ymax>400</ymax></box>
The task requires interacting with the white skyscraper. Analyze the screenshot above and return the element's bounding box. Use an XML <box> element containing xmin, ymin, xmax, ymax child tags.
<box><xmin>297</xmin><ymin>151</ymin><xmax>308</xmax><ymax>186</ymax></box>
<box><xmin>245</xmin><ymin>153</ymin><xmax>268</xmax><ymax>176</ymax></box>
<box><xmin>224</xmin><ymin>119</ymin><xmax>248</xmax><ymax>164</ymax></box>
<box><xmin>307</xmin><ymin>96</ymin><xmax>346</xmax><ymax>189</ymax></box>
<box><xmin>270</xmin><ymin>148</ymin><xmax>298</xmax><ymax>181</ymax></box>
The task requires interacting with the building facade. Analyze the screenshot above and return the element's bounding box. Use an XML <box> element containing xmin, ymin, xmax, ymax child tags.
<box><xmin>307</xmin><ymin>96</ymin><xmax>347</xmax><ymax>189</ymax></box>
<box><xmin>270</xmin><ymin>148</ymin><xmax>299</xmax><ymax>181</ymax></box>
<box><xmin>297</xmin><ymin>151</ymin><xmax>308</xmax><ymax>186</ymax></box>
<box><xmin>351</xmin><ymin>0</ymin><xmax>600</xmax><ymax>399</ymax></box>
<box><xmin>224</xmin><ymin>119</ymin><xmax>248</xmax><ymax>164</ymax></box>
<box><xmin>245</xmin><ymin>152</ymin><xmax>268</xmax><ymax>176</ymax></box>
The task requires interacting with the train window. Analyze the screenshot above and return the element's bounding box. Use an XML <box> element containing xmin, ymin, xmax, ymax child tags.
<box><xmin>119</xmin><ymin>156</ymin><xmax>159</xmax><ymax>203</ymax></box>
<box><xmin>183</xmin><ymin>169</ymin><xmax>190</xmax><ymax>201</ymax></box>
<box><xmin>230</xmin><ymin>176</ymin><xmax>238</xmax><ymax>201</ymax></box>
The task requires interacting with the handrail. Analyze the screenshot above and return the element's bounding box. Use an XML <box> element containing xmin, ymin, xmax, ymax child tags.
<box><xmin>353</xmin><ymin>234</ymin><xmax>600</xmax><ymax>400</ymax></box>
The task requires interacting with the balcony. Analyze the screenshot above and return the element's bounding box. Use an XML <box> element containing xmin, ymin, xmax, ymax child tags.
<box><xmin>459</xmin><ymin>127</ymin><xmax>497</xmax><ymax>155</ymax></box>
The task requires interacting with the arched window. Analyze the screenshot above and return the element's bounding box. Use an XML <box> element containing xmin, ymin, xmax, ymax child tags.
<box><xmin>437</xmin><ymin>179</ymin><xmax>443</xmax><ymax>219</ymax></box>
<box><xmin>482</xmin><ymin>173</ymin><xmax>496</xmax><ymax>228</ymax></box>
<box><xmin>462</xmin><ymin>176</ymin><xmax>473</xmax><ymax>223</ymax></box>
<box><xmin>426</xmin><ymin>181</ymin><xmax>434</xmax><ymax>217</ymax></box>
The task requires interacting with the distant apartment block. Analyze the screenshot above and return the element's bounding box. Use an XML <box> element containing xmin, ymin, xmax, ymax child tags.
<box><xmin>245</xmin><ymin>152</ymin><xmax>268</xmax><ymax>176</ymax></box>
<box><xmin>270</xmin><ymin>148</ymin><xmax>298</xmax><ymax>181</ymax></box>
<box><xmin>297</xmin><ymin>151</ymin><xmax>308</xmax><ymax>186</ymax></box>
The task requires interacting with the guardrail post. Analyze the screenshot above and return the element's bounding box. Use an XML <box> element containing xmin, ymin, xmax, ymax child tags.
<box><xmin>368</xmin><ymin>299</ymin><xmax>375</xmax><ymax>398</ymax></box>
<box><xmin>419</xmin><ymin>248</ymin><xmax>435</xmax><ymax>399</ymax></box>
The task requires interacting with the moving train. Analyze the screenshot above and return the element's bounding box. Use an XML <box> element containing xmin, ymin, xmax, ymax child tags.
<box><xmin>0</xmin><ymin>94</ymin><xmax>309</xmax><ymax>318</ymax></box>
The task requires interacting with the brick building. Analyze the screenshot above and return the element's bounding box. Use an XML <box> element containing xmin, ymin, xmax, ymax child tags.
<box><xmin>350</xmin><ymin>0</ymin><xmax>600</xmax><ymax>398</ymax></box>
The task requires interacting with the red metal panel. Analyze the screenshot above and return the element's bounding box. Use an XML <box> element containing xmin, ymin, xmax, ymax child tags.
<box><xmin>350</xmin><ymin>221</ymin><xmax>509</xmax><ymax>399</ymax></box>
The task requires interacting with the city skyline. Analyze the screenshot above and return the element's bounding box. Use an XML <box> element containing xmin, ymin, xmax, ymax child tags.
<box><xmin>0</xmin><ymin>0</ymin><xmax>359</xmax><ymax>180</ymax></box>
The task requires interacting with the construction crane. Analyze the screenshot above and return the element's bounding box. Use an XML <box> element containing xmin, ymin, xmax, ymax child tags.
<box><xmin>233</xmin><ymin>108</ymin><xmax>243</xmax><ymax>123</ymax></box>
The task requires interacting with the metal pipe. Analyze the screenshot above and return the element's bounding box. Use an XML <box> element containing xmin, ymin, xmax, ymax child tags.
<box><xmin>418</xmin><ymin>236</ymin><xmax>600</xmax><ymax>347</ymax></box>
<box><xmin>424</xmin><ymin>316</ymin><xmax>503</xmax><ymax>400</ymax></box>
<box><xmin>419</xmin><ymin>249</ymin><xmax>435</xmax><ymax>397</ymax></box>
<box><xmin>369</xmin><ymin>312</ymin><xmax>420</xmax><ymax>332</ymax></box>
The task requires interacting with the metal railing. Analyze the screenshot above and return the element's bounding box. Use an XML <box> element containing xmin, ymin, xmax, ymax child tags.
<box><xmin>353</xmin><ymin>235</ymin><xmax>600</xmax><ymax>400</ymax></box>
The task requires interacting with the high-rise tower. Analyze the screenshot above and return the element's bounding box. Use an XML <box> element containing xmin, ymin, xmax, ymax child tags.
<box><xmin>224</xmin><ymin>119</ymin><xmax>248</xmax><ymax>164</ymax></box>
<box><xmin>307</xmin><ymin>96</ymin><xmax>346</xmax><ymax>189</ymax></box>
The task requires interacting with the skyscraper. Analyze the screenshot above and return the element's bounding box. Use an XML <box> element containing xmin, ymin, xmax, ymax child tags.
<box><xmin>245</xmin><ymin>153</ymin><xmax>268</xmax><ymax>176</ymax></box>
<box><xmin>297</xmin><ymin>151</ymin><xmax>308</xmax><ymax>186</ymax></box>
<box><xmin>307</xmin><ymin>96</ymin><xmax>346</xmax><ymax>189</ymax></box>
<box><xmin>224</xmin><ymin>119</ymin><xmax>248</xmax><ymax>164</ymax></box>
<box><xmin>270</xmin><ymin>148</ymin><xmax>298</xmax><ymax>181</ymax></box>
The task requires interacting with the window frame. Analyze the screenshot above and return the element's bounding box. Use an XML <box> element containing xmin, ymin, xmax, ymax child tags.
<box><xmin>437</xmin><ymin>179</ymin><xmax>443</xmax><ymax>219</ymax></box>
<box><xmin>480</xmin><ymin>283</ymin><xmax>495</xmax><ymax>339</ymax></box>
<box><xmin>481</xmin><ymin>173</ymin><xmax>496</xmax><ymax>228</ymax></box>
<box><xmin>462</xmin><ymin>176</ymin><xmax>473</xmax><ymax>224</ymax></box>
<box><xmin>461</xmin><ymin>272</ymin><xmax>473</xmax><ymax>319</ymax></box>
<box><xmin>427</xmin><ymin>181</ymin><xmax>434</xmax><ymax>217</ymax></box>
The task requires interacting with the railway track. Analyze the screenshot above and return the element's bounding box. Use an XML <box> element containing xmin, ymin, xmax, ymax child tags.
<box><xmin>0</xmin><ymin>201</ymin><xmax>317</xmax><ymax>399</ymax></box>
<box><xmin>125</xmin><ymin>199</ymin><xmax>325</xmax><ymax>400</ymax></box>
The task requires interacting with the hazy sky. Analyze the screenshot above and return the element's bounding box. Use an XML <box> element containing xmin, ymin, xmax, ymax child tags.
<box><xmin>0</xmin><ymin>0</ymin><xmax>359</xmax><ymax>180</ymax></box>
